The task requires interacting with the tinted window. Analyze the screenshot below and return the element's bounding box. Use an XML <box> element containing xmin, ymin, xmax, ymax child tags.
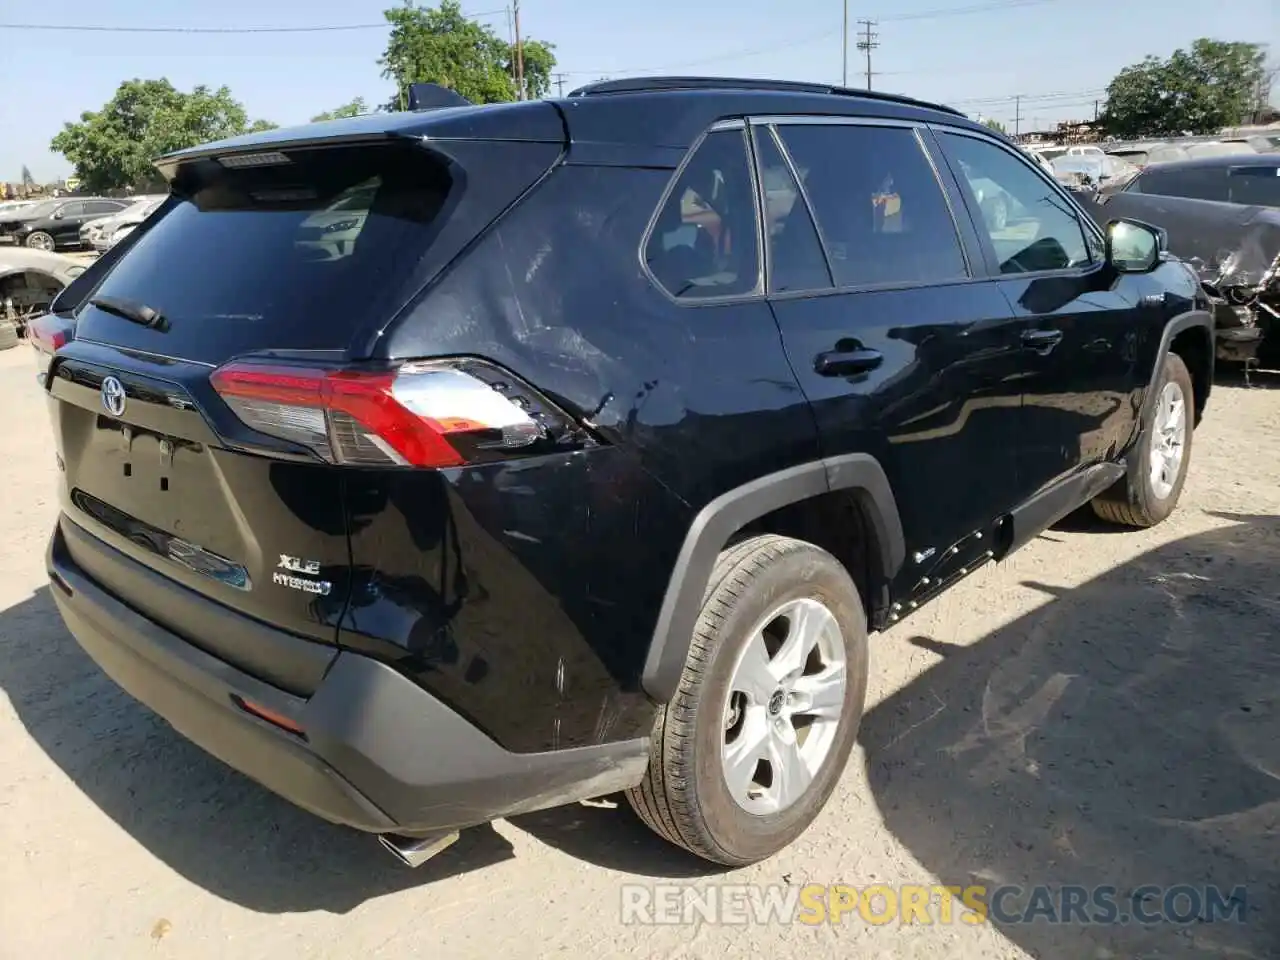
<box><xmin>58</xmin><ymin>202</ymin><xmax>85</xmax><ymax>217</ymax></box>
<box><xmin>775</xmin><ymin>124</ymin><xmax>966</xmax><ymax>288</ymax></box>
<box><xmin>87</xmin><ymin>200</ymin><xmax>125</xmax><ymax>214</ymax></box>
<box><xmin>1229</xmin><ymin>166</ymin><xmax>1280</xmax><ymax>206</ymax></box>
<box><xmin>87</xmin><ymin>143</ymin><xmax>453</xmax><ymax>352</ymax></box>
<box><xmin>644</xmin><ymin>129</ymin><xmax>760</xmax><ymax>300</ymax></box>
<box><xmin>939</xmin><ymin>132</ymin><xmax>1092</xmax><ymax>273</ymax></box>
<box><xmin>1131</xmin><ymin>166</ymin><xmax>1228</xmax><ymax>202</ymax></box>
<box><xmin>753</xmin><ymin>127</ymin><xmax>831</xmax><ymax>294</ymax></box>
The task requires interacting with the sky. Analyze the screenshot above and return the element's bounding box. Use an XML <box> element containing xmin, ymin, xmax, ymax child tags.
<box><xmin>1</xmin><ymin>0</ymin><xmax>1276</xmax><ymax>182</ymax></box>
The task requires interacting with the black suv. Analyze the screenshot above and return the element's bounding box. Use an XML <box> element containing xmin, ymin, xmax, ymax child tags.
<box><xmin>0</xmin><ymin>196</ymin><xmax>130</xmax><ymax>250</ymax></box>
<box><xmin>42</xmin><ymin>77</ymin><xmax>1213</xmax><ymax>868</ymax></box>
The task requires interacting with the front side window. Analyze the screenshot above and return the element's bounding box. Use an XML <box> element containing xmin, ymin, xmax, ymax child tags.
<box><xmin>644</xmin><ymin>129</ymin><xmax>760</xmax><ymax>300</ymax></box>
<box><xmin>774</xmin><ymin>123</ymin><xmax>967</xmax><ymax>288</ymax></box>
<box><xmin>58</xmin><ymin>202</ymin><xmax>86</xmax><ymax>218</ymax></box>
<box><xmin>939</xmin><ymin>131</ymin><xmax>1092</xmax><ymax>274</ymax></box>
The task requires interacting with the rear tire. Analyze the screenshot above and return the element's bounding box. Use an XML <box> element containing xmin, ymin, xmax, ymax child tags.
<box><xmin>628</xmin><ymin>534</ymin><xmax>868</xmax><ymax>866</ymax></box>
<box><xmin>1092</xmin><ymin>352</ymin><xmax>1194</xmax><ymax>528</ymax></box>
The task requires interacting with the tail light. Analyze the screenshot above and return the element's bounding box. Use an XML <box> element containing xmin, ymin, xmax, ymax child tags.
<box><xmin>28</xmin><ymin>313</ymin><xmax>70</xmax><ymax>386</ymax></box>
<box><xmin>210</xmin><ymin>358</ymin><xmax>591</xmax><ymax>468</ymax></box>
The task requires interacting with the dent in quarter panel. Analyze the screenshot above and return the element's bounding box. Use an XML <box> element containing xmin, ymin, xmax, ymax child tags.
<box><xmin>378</xmin><ymin>163</ymin><xmax>822</xmax><ymax>508</ymax></box>
<box><xmin>341</xmin><ymin>448</ymin><xmax>685</xmax><ymax>754</ymax></box>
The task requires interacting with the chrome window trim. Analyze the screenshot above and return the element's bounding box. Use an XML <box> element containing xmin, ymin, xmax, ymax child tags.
<box><xmin>749</xmin><ymin>114</ymin><xmax>926</xmax><ymax>129</ymax></box>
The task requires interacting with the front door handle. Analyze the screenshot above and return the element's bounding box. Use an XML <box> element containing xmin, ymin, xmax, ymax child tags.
<box><xmin>1020</xmin><ymin>329</ymin><xmax>1064</xmax><ymax>355</ymax></box>
<box><xmin>815</xmin><ymin>348</ymin><xmax>884</xmax><ymax>377</ymax></box>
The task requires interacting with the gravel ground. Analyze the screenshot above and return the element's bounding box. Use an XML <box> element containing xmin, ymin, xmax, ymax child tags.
<box><xmin>2</xmin><ymin>342</ymin><xmax>1279</xmax><ymax>959</ymax></box>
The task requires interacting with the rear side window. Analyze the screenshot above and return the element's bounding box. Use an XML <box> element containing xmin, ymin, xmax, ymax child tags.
<box><xmin>85</xmin><ymin>144</ymin><xmax>453</xmax><ymax>357</ymax></box>
<box><xmin>644</xmin><ymin>129</ymin><xmax>760</xmax><ymax>300</ymax></box>
<box><xmin>1131</xmin><ymin>166</ymin><xmax>1229</xmax><ymax>202</ymax></box>
<box><xmin>1229</xmin><ymin>166</ymin><xmax>1280</xmax><ymax>206</ymax></box>
<box><xmin>938</xmin><ymin>131</ymin><xmax>1092</xmax><ymax>273</ymax></box>
<box><xmin>86</xmin><ymin>200</ymin><xmax>124</xmax><ymax>214</ymax></box>
<box><xmin>774</xmin><ymin>124</ymin><xmax>967</xmax><ymax>288</ymax></box>
<box><xmin>752</xmin><ymin>127</ymin><xmax>832</xmax><ymax>294</ymax></box>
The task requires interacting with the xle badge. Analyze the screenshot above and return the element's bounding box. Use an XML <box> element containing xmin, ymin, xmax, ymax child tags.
<box><xmin>273</xmin><ymin>554</ymin><xmax>332</xmax><ymax>596</ymax></box>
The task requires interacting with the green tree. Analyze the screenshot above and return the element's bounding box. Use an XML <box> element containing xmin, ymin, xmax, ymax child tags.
<box><xmin>311</xmin><ymin>97</ymin><xmax>370</xmax><ymax>122</ymax></box>
<box><xmin>981</xmin><ymin>117</ymin><xmax>1008</xmax><ymax>135</ymax></box>
<box><xmin>379</xmin><ymin>0</ymin><xmax>556</xmax><ymax>108</ymax></box>
<box><xmin>1100</xmin><ymin>39</ymin><xmax>1269</xmax><ymax>138</ymax></box>
<box><xmin>50</xmin><ymin>79</ymin><xmax>275</xmax><ymax>192</ymax></box>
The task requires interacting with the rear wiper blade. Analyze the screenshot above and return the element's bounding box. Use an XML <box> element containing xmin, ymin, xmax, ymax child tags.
<box><xmin>90</xmin><ymin>295</ymin><xmax>168</xmax><ymax>331</ymax></box>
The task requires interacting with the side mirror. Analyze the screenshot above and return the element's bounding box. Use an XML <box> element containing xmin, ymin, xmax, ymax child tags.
<box><xmin>51</xmin><ymin>210</ymin><xmax>64</xmax><ymax>220</ymax></box>
<box><xmin>1105</xmin><ymin>218</ymin><xmax>1162</xmax><ymax>273</ymax></box>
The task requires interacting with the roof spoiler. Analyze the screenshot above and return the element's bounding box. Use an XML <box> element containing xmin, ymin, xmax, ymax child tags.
<box><xmin>406</xmin><ymin>83</ymin><xmax>472</xmax><ymax>112</ymax></box>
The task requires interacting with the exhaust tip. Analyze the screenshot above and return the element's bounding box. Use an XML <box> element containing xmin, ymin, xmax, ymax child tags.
<box><xmin>378</xmin><ymin>831</ymin><xmax>460</xmax><ymax>868</ymax></box>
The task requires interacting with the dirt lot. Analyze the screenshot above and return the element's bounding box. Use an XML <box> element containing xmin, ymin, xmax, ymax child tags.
<box><xmin>2</xmin><ymin>342</ymin><xmax>1279</xmax><ymax>959</ymax></box>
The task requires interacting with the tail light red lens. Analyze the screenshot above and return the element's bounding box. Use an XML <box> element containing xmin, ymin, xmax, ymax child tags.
<box><xmin>27</xmin><ymin>314</ymin><xmax>68</xmax><ymax>354</ymax></box>
<box><xmin>27</xmin><ymin>313</ymin><xmax>69</xmax><ymax>386</ymax></box>
<box><xmin>210</xmin><ymin>358</ymin><xmax>582</xmax><ymax>468</ymax></box>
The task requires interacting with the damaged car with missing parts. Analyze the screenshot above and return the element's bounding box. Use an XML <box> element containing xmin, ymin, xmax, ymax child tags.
<box><xmin>1077</xmin><ymin>153</ymin><xmax>1280</xmax><ymax>367</ymax></box>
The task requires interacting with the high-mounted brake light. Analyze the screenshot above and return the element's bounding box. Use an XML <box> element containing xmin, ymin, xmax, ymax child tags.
<box><xmin>217</xmin><ymin>151</ymin><xmax>292</xmax><ymax>169</ymax></box>
<box><xmin>210</xmin><ymin>358</ymin><xmax>582</xmax><ymax>468</ymax></box>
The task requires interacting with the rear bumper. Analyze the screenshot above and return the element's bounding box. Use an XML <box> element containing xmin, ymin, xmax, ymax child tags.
<box><xmin>48</xmin><ymin>520</ymin><xmax>649</xmax><ymax>836</ymax></box>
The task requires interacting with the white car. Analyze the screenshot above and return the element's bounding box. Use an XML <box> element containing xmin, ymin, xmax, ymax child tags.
<box><xmin>295</xmin><ymin>183</ymin><xmax>377</xmax><ymax>260</ymax></box>
<box><xmin>90</xmin><ymin>195</ymin><xmax>166</xmax><ymax>252</ymax></box>
<box><xmin>82</xmin><ymin>195</ymin><xmax>165</xmax><ymax>251</ymax></box>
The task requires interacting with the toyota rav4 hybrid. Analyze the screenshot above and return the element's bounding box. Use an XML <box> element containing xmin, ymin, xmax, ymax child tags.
<box><xmin>40</xmin><ymin>78</ymin><xmax>1212</xmax><ymax>869</ymax></box>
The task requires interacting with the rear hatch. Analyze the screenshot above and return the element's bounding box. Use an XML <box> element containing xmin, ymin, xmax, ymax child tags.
<box><xmin>47</xmin><ymin>114</ymin><xmax>565</xmax><ymax>682</ymax></box>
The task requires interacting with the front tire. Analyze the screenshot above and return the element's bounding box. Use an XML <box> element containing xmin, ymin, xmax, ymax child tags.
<box><xmin>1092</xmin><ymin>352</ymin><xmax>1194</xmax><ymax>528</ymax></box>
<box><xmin>628</xmin><ymin>534</ymin><xmax>869</xmax><ymax>866</ymax></box>
<box><xmin>24</xmin><ymin>231</ymin><xmax>54</xmax><ymax>251</ymax></box>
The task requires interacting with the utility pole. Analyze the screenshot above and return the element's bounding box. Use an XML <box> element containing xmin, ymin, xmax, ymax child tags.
<box><xmin>1093</xmin><ymin>99</ymin><xmax>1099</xmax><ymax>122</ymax></box>
<box><xmin>506</xmin><ymin>7</ymin><xmax>516</xmax><ymax>89</ymax></box>
<box><xmin>513</xmin><ymin>0</ymin><xmax>525</xmax><ymax>100</ymax></box>
<box><xmin>842</xmin><ymin>0</ymin><xmax>849</xmax><ymax>87</ymax></box>
<box><xmin>855</xmin><ymin>19</ymin><xmax>878</xmax><ymax>90</ymax></box>
<box><xmin>1014</xmin><ymin>94</ymin><xmax>1022</xmax><ymax>138</ymax></box>
<box><xmin>554</xmin><ymin>73</ymin><xmax>567</xmax><ymax>97</ymax></box>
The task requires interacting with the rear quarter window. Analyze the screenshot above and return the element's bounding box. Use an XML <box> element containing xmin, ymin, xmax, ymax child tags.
<box><xmin>643</xmin><ymin>128</ymin><xmax>761</xmax><ymax>300</ymax></box>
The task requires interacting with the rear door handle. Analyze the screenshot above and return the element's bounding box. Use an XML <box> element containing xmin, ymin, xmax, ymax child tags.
<box><xmin>1020</xmin><ymin>329</ymin><xmax>1064</xmax><ymax>355</ymax></box>
<box><xmin>814</xmin><ymin>348</ymin><xmax>884</xmax><ymax>377</ymax></box>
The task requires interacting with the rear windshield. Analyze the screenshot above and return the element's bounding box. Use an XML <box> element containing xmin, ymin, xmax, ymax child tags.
<box><xmin>81</xmin><ymin>143</ymin><xmax>453</xmax><ymax>361</ymax></box>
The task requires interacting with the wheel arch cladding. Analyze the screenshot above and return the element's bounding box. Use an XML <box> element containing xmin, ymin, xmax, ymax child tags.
<box><xmin>1172</xmin><ymin>320</ymin><xmax>1208</xmax><ymax>424</ymax></box>
<box><xmin>641</xmin><ymin>453</ymin><xmax>905</xmax><ymax>703</ymax></box>
<box><xmin>1150</xmin><ymin>310</ymin><xmax>1213</xmax><ymax>428</ymax></box>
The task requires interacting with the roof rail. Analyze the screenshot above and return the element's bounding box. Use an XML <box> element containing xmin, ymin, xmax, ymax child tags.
<box><xmin>566</xmin><ymin>76</ymin><xmax>965</xmax><ymax>118</ymax></box>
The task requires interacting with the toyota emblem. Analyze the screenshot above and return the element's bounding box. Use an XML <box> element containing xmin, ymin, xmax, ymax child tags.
<box><xmin>101</xmin><ymin>375</ymin><xmax>127</xmax><ymax>417</ymax></box>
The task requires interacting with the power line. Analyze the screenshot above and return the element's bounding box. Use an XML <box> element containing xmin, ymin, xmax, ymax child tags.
<box><xmin>0</xmin><ymin>9</ymin><xmax>509</xmax><ymax>34</ymax></box>
<box><xmin>561</xmin><ymin>0</ymin><xmax>1065</xmax><ymax>76</ymax></box>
